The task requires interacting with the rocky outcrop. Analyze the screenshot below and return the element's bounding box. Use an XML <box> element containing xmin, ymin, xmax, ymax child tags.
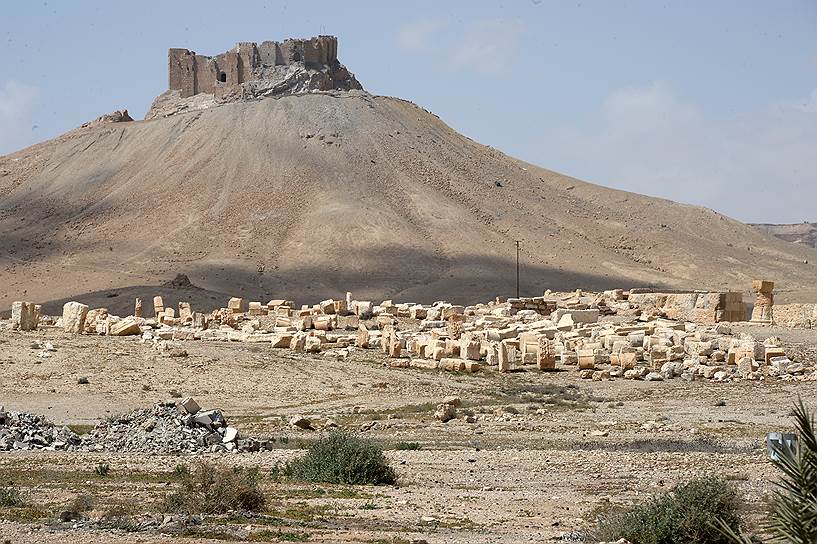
<box><xmin>81</xmin><ymin>109</ymin><xmax>133</xmax><ymax>128</ymax></box>
<box><xmin>753</xmin><ymin>222</ymin><xmax>817</xmax><ymax>248</ymax></box>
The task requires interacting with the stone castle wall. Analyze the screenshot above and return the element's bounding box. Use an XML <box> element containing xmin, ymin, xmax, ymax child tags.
<box><xmin>168</xmin><ymin>36</ymin><xmax>339</xmax><ymax>99</ymax></box>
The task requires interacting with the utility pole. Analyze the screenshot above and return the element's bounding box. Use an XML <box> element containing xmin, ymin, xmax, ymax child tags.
<box><xmin>515</xmin><ymin>240</ymin><xmax>520</xmax><ymax>298</ymax></box>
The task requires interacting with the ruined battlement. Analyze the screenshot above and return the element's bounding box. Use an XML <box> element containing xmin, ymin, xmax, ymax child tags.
<box><xmin>168</xmin><ymin>36</ymin><xmax>344</xmax><ymax>99</ymax></box>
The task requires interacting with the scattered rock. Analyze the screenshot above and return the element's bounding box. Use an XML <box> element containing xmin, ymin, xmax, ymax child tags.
<box><xmin>290</xmin><ymin>415</ymin><xmax>313</xmax><ymax>430</ymax></box>
<box><xmin>435</xmin><ymin>403</ymin><xmax>457</xmax><ymax>423</ymax></box>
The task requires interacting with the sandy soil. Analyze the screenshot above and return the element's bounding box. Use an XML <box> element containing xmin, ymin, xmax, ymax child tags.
<box><xmin>1</xmin><ymin>324</ymin><xmax>816</xmax><ymax>543</ymax></box>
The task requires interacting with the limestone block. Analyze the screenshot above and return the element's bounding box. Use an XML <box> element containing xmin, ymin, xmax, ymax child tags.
<box><xmin>439</xmin><ymin>358</ymin><xmax>467</xmax><ymax>372</ymax></box>
<box><xmin>561</xmin><ymin>351</ymin><xmax>578</xmax><ymax>365</ymax></box>
<box><xmin>319</xmin><ymin>299</ymin><xmax>336</xmax><ymax>314</ymax></box>
<box><xmin>153</xmin><ymin>296</ymin><xmax>164</xmax><ymax>317</ymax></box>
<box><xmin>107</xmin><ymin>316</ymin><xmax>141</xmax><ymax>336</ymax></box>
<box><xmin>264</xmin><ymin>333</ymin><xmax>289</xmax><ymax>348</ymax></box>
<box><xmin>355</xmin><ymin>301</ymin><xmax>374</xmax><ymax>319</ymax></box>
<box><xmin>577</xmin><ymin>349</ymin><xmax>601</xmax><ymax>370</ymax></box>
<box><xmin>537</xmin><ymin>337</ymin><xmax>556</xmax><ymax>370</ymax></box>
<box><xmin>333</xmin><ymin>299</ymin><xmax>348</xmax><ymax>315</ymax></box>
<box><xmin>441</xmin><ymin>306</ymin><xmax>465</xmax><ymax>320</ymax></box>
<box><xmin>432</xmin><ymin>340</ymin><xmax>446</xmax><ymax>361</ymax></box>
<box><xmin>388</xmin><ymin>333</ymin><xmax>402</xmax><ymax>358</ymax></box>
<box><xmin>179</xmin><ymin>302</ymin><xmax>193</xmax><ymax>321</ymax></box>
<box><xmin>356</xmin><ymin>326</ymin><xmax>370</xmax><ymax>348</ymax></box>
<box><xmin>305</xmin><ymin>336</ymin><xmax>322</xmax><ymax>353</ymax></box>
<box><xmin>497</xmin><ymin>341</ymin><xmax>517</xmax><ymax>372</ymax></box>
<box><xmin>193</xmin><ymin>312</ymin><xmax>209</xmax><ymax>329</ymax></box>
<box><xmin>313</xmin><ymin>315</ymin><xmax>333</xmax><ymax>331</ymax></box>
<box><xmin>764</xmin><ymin>346</ymin><xmax>786</xmax><ymax>364</ymax></box>
<box><xmin>11</xmin><ymin>301</ymin><xmax>37</xmax><ymax>331</ymax></box>
<box><xmin>684</xmin><ymin>341</ymin><xmax>713</xmax><ymax>357</ymax></box>
<box><xmin>134</xmin><ymin>298</ymin><xmax>143</xmax><ymax>318</ymax></box>
<box><xmin>62</xmin><ymin>301</ymin><xmax>89</xmax><ymax>334</ymax></box>
<box><xmin>409</xmin><ymin>305</ymin><xmax>428</xmax><ymax>320</ymax></box>
<box><xmin>227</xmin><ymin>297</ymin><xmax>246</xmax><ymax>313</ymax></box>
<box><xmin>290</xmin><ymin>332</ymin><xmax>307</xmax><ymax>352</ymax></box>
<box><xmin>460</xmin><ymin>333</ymin><xmax>481</xmax><ymax>361</ymax></box>
<box><xmin>752</xmin><ymin>280</ymin><xmax>774</xmax><ymax>293</ymax></box>
<box><xmin>410</xmin><ymin>358</ymin><xmax>439</xmax><ymax>370</ymax></box>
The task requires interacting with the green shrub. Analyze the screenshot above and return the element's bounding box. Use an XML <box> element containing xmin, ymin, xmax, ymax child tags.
<box><xmin>94</xmin><ymin>463</ymin><xmax>110</xmax><ymax>477</ymax></box>
<box><xmin>394</xmin><ymin>441</ymin><xmax>422</xmax><ymax>451</ymax></box>
<box><xmin>593</xmin><ymin>476</ymin><xmax>742</xmax><ymax>544</ymax></box>
<box><xmin>162</xmin><ymin>461</ymin><xmax>265</xmax><ymax>514</ymax></box>
<box><xmin>718</xmin><ymin>398</ymin><xmax>817</xmax><ymax>544</ymax></box>
<box><xmin>173</xmin><ymin>463</ymin><xmax>190</xmax><ymax>478</ymax></box>
<box><xmin>0</xmin><ymin>486</ymin><xmax>25</xmax><ymax>508</ymax></box>
<box><xmin>285</xmin><ymin>431</ymin><xmax>396</xmax><ymax>486</ymax></box>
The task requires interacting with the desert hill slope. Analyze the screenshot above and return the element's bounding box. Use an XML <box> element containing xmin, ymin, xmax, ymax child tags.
<box><xmin>1</xmin><ymin>91</ymin><xmax>815</xmax><ymax>314</ymax></box>
<box><xmin>753</xmin><ymin>222</ymin><xmax>817</xmax><ymax>249</ymax></box>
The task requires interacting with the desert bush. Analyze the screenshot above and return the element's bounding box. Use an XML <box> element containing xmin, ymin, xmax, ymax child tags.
<box><xmin>162</xmin><ymin>461</ymin><xmax>265</xmax><ymax>514</ymax></box>
<box><xmin>0</xmin><ymin>485</ymin><xmax>25</xmax><ymax>508</ymax></box>
<box><xmin>94</xmin><ymin>462</ymin><xmax>110</xmax><ymax>477</ymax></box>
<box><xmin>394</xmin><ymin>441</ymin><xmax>422</xmax><ymax>451</ymax></box>
<box><xmin>285</xmin><ymin>431</ymin><xmax>396</xmax><ymax>485</ymax></box>
<box><xmin>68</xmin><ymin>494</ymin><xmax>94</xmax><ymax>513</ymax></box>
<box><xmin>173</xmin><ymin>463</ymin><xmax>190</xmax><ymax>478</ymax></box>
<box><xmin>592</xmin><ymin>476</ymin><xmax>742</xmax><ymax>544</ymax></box>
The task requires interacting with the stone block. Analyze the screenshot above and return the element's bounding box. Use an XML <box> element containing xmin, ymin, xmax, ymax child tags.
<box><xmin>290</xmin><ymin>332</ymin><xmax>307</xmax><ymax>352</ymax></box>
<box><xmin>270</xmin><ymin>334</ymin><xmax>292</xmax><ymax>348</ymax></box>
<box><xmin>180</xmin><ymin>397</ymin><xmax>200</xmax><ymax>414</ymax></box>
<box><xmin>319</xmin><ymin>299</ymin><xmax>336</xmax><ymax>314</ymax></box>
<box><xmin>355</xmin><ymin>301</ymin><xmax>373</xmax><ymax>319</ymax></box>
<box><xmin>11</xmin><ymin>301</ymin><xmax>37</xmax><ymax>331</ymax></box>
<box><xmin>62</xmin><ymin>301</ymin><xmax>89</xmax><ymax>334</ymax></box>
<box><xmin>178</xmin><ymin>302</ymin><xmax>193</xmax><ymax>321</ymax></box>
<box><xmin>537</xmin><ymin>337</ymin><xmax>556</xmax><ymax>370</ymax></box>
<box><xmin>110</xmin><ymin>317</ymin><xmax>142</xmax><ymax>336</ymax></box>
<box><xmin>765</xmin><ymin>346</ymin><xmax>786</xmax><ymax>364</ymax></box>
<box><xmin>305</xmin><ymin>336</ymin><xmax>321</xmax><ymax>353</ymax></box>
<box><xmin>228</xmin><ymin>297</ymin><xmax>246</xmax><ymax>313</ymax></box>
<box><xmin>752</xmin><ymin>280</ymin><xmax>774</xmax><ymax>293</ymax></box>
<box><xmin>577</xmin><ymin>349</ymin><xmax>601</xmax><ymax>370</ymax></box>
<box><xmin>497</xmin><ymin>341</ymin><xmax>517</xmax><ymax>372</ymax></box>
<box><xmin>460</xmin><ymin>333</ymin><xmax>481</xmax><ymax>361</ymax></box>
<box><xmin>153</xmin><ymin>296</ymin><xmax>164</xmax><ymax>317</ymax></box>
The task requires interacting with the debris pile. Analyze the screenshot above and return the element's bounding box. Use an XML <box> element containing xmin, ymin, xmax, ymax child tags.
<box><xmin>0</xmin><ymin>406</ymin><xmax>82</xmax><ymax>451</ymax></box>
<box><xmin>6</xmin><ymin>279</ymin><xmax>817</xmax><ymax>387</ymax></box>
<box><xmin>83</xmin><ymin>398</ymin><xmax>263</xmax><ymax>454</ymax></box>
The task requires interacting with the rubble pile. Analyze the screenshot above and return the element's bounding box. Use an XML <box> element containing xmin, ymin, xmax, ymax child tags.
<box><xmin>6</xmin><ymin>280</ymin><xmax>817</xmax><ymax>386</ymax></box>
<box><xmin>0</xmin><ymin>406</ymin><xmax>82</xmax><ymax>451</ymax></box>
<box><xmin>84</xmin><ymin>398</ymin><xmax>266</xmax><ymax>454</ymax></box>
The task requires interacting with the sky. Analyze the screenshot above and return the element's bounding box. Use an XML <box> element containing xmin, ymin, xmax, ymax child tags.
<box><xmin>2</xmin><ymin>0</ymin><xmax>816</xmax><ymax>223</ymax></box>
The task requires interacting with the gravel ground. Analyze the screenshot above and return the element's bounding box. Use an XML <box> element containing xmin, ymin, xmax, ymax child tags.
<box><xmin>0</xmin><ymin>325</ymin><xmax>815</xmax><ymax>543</ymax></box>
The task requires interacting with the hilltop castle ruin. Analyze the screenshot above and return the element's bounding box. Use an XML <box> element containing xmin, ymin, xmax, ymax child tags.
<box><xmin>147</xmin><ymin>36</ymin><xmax>362</xmax><ymax>119</ymax></box>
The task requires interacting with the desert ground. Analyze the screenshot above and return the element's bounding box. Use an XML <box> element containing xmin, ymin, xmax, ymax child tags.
<box><xmin>1</xmin><ymin>321</ymin><xmax>816</xmax><ymax>543</ymax></box>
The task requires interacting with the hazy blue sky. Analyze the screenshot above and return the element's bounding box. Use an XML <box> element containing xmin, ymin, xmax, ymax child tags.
<box><xmin>2</xmin><ymin>1</ymin><xmax>816</xmax><ymax>223</ymax></box>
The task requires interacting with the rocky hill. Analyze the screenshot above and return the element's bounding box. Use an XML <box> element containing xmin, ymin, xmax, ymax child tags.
<box><xmin>752</xmin><ymin>223</ymin><xmax>817</xmax><ymax>249</ymax></box>
<box><xmin>1</xmin><ymin>63</ymin><xmax>816</xmax><ymax>314</ymax></box>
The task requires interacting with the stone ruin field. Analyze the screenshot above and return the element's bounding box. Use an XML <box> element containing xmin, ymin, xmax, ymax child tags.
<box><xmin>2</xmin><ymin>33</ymin><xmax>817</xmax><ymax>544</ymax></box>
<box><xmin>1</xmin><ymin>280</ymin><xmax>816</xmax><ymax>543</ymax></box>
